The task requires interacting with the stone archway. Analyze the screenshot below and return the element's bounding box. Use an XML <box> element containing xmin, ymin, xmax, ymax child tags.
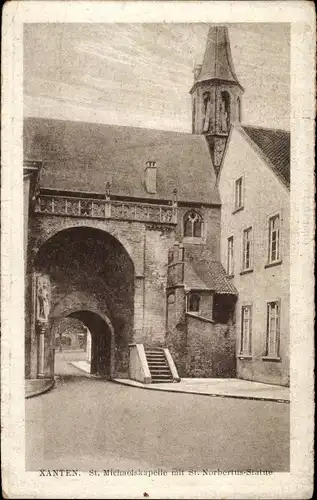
<box><xmin>31</xmin><ymin>226</ymin><xmax>135</xmax><ymax>379</ymax></box>
<box><xmin>51</xmin><ymin>308</ymin><xmax>115</xmax><ymax>377</ymax></box>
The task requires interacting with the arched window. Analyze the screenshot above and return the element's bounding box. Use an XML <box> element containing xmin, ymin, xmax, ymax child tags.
<box><xmin>188</xmin><ymin>293</ymin><xmax>200</xmax><ymax>313</ymax></box>
<box><xmin>220</xmin><ymin>90</ymin><xmax>231</xmax><ymax>132</ymax></box>
<box><xmin>184</xmin><ymin>211</ymin><xmax>203</xmax><ymax>238</ymax></box>
<box><xmin>203</xmin><ymin>92</ymin><xmax>211</xmax><ymax>133</ymax></box>
<box><xmin>192</xmin><ymin>98</ymin><xmax>196</xmax><ymax>134</ymax></box>
<box><xmin>237</xmin><ymin>97</ymin><xmax>241</xmax><ymax>122</ymax></box>
<box><xmin>168</xmin><ymin>249</ymin><xmax>174</xmax><ymax>264</ymax></box>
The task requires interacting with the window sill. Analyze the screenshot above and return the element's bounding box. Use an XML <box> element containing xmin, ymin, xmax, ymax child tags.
<box><xmin>262</xmin><ymin>356</ymin><xmax>281</xmax><ymax>362</ymax></box>
<box><xmin>238</xmin><ymin>354</ymin><xmax>252</xmax><ymax>360</ymax></box>
<box><xmin>232</xmin><ymin>206</ymin><xmax>244</xmax><ymax>215</ymax></box>
<box><xmin>240</xmin><ymin>268</ymin><xmax>254</xmax><ymax>276</ymax></box>
<box><xmin>264</xmin><ymin>260</ymin><xmax>283</xmax><ymax>269</ymax></box>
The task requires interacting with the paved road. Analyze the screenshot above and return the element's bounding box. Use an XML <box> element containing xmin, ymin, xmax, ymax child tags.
<box><xmin>26</xmin><ymin>356</ymin><xmax>290</xmax><ymax>472</ymax></box>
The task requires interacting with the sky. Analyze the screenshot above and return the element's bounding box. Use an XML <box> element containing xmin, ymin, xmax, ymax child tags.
<box><xmin>24</xmin><ymin>23</ymin><xmax>290</xmax><ymax>132</ymax></box>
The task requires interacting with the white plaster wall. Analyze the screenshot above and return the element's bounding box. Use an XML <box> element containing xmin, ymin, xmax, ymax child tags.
<box><xmin>218</xmin><ymin>127</ymin><xmax>290</xmax><ymax>385</ymax></box>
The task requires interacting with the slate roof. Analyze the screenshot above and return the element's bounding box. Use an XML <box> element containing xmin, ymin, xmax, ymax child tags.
<box><xmin>191</xmin><ymin>26</ymin><xmax>243</xmax><ymax>91</ymax></box>
<box><xmin>184</xmin><ymin>248</ymin><xmax>237</xmax><ymax>295</ymax></box>
<box><xmin>241</xmin><ymin>125</ymin><xmax>290</xmax><ymax>188</ymax></box>
<box><xmin>24</xmin><ymin>117</ymin><xmax>221</xmax><ymax>205</ymax></box>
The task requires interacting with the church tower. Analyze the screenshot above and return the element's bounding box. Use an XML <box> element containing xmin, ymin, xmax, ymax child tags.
<box><xmin>190</xmin><ymin>26</ymin><xmax>244</xmax><ymax>174</ymax></box>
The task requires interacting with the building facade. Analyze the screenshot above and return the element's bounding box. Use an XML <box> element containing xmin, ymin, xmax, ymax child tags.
<box><xmin>24</xmin><ymin>25</ymin><xmax>290</xmax><ymax>386</ymax></box>
<box><xmin>218</xmin><ymin>125</ymin><xmax>290</xmax><ymax>386</ymax></box>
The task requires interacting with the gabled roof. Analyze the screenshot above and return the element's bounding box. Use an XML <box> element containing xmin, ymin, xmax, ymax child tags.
<box><xmin>184</xmin><ymin>247</ymin><xmax>237</xmax><ymax>295</ymax></box>
<box><xmin>240</xmin><ymin>125</ymin><xmax>290</xmax><ymax>188</ymax></box>
<box><xmin>24</xmin><ymin>117</ymin><xmax>221</xmax><ymax>205</ymax></box>
<box><xmin>191</xmin><ymin>26</ymin><xmax>243</xmax><ymax>91</ymax></box>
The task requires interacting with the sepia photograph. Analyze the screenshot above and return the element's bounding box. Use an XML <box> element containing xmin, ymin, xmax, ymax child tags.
<box><xmin>1</xmin><ymin>2</ymin><xmax>314</xmax><ymax>498</ymax></box>
<box><xmin>24</xmin><ymin>21</ymin><xmax>291</xmax><ymax>471</ymax></box>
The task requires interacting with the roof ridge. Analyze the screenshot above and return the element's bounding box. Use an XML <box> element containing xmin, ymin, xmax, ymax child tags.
<box><xmin>24</xmin><ymin>116</ymin><xmax>195</xmax><ymax>136</ymax></box>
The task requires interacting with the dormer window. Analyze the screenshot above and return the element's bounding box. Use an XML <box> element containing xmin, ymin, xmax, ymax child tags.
<box><xmin>184</xmin><ymin>210</ymin><xmax>203</xmax><ymax>238</ymax></box>
<box><xmin>145</xmin><ymin>161</ymin><xmax>157</xmax><ymax>194</ymax></box>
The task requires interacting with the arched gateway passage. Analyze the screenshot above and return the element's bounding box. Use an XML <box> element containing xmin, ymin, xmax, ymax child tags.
<box><xmin>52</xmin><ymin>310</ymin><xmax>114</xmax><ymax>377</ymax></box>
<box><xmin>33</xmin><ymin>226</ymin><xmax>135</xmax><ymax>379</ymax></box>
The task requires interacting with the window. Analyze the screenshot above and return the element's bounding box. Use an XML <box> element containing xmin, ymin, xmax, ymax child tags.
<box><xmin>242</xmin><ymin>227</ymin><xmax>252</xmax><ymax>271</ymax></box>
<box><xmin>268</xmin><ymin>214</ymin><xmax>280</xmax><ymax>263</ymax></box>
<box><xmin>184</xmin><ymin>211</ymin><xmax>203</xmax><ymax>238</ymax></box>
<box><xmin>240</xmin><ymin>305</ymin><xmax>252</xmax><ymax>355</ymax></box>
<box><xmin>168</xmin><ymin>249</ymin><xmax>174</xmax><ymax>264</ymax></box>
<box><xmin>227</xmin><ymin>236</ymin><xmax>234</xmax><ymax>275</ymax></box>
<box><xmin>220</xmin><ymin>90</ymin><xmax>231</xmax><ymax>132</ymax></box>
<box><xmin>62</xmin><ymin>336</ymin><xmax>71</xmax><ymax>347</ymax></box>
<box><xmin>234</xmin><ymin>177</ymin><xmax>243</xmax><ymax>210</ymax></box>
<box><xmin>237</xmin><ymin>97</ymin><xmax>241</xmax><ymax>122</ymax></box>
<box><xmin>167</xmin><ymin>293</ymin><xmax>175</xmax><ymax>305</ymax></box>
<box><xmin>192</xmin><ymin>98</ymin><xmax>196</xmax><ymax>134</ymax></box>
<box><xmin>203</xmin><ymin>92</ymin><xmax>211</xmax><ymax>132</ymax></box>
<box><xmin>266</xmin><ymin>301</ymin><xmax>280</xmax><ymax>357</ymax></box>
<box><xmin>187</xmin><ymin>293</ymin><xmax>200</xmax><ymax>313</ymax></box>
<box><xmin>145</xmin><ymin>161</ymin><xmax>157</xmax><ymax>194</ymax></box>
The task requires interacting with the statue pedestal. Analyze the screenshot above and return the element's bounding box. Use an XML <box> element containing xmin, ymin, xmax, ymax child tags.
<box><xmin>37</xmin><ymin>322</ymin><xmax>47</xmax><ymax>378</ymax></box>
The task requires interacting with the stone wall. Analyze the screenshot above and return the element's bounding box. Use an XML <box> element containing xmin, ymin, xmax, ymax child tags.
<box><xmin>25</xmin><ymin>213</ymin><xmax>175</xmax><ymax>379</ymax></box>
<box><xmin>142</xmin><ymin>224</ymin><xmax>175</xmax><ymax>346</ymax></box>
<box><xmin>185</xmin><ymin>315</ymin><xmax>236</xmax><ymax>377</ymax></box>
<box><xmin>166</xmin><ymin>292</ymin><xmax>236</xmax><ymax>378</ymax></box>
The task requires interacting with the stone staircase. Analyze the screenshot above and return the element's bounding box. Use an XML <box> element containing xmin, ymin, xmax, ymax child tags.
<box><xmin>144</xmin><ymin>348</ymin><xmax>174</xmax><ymax>383</ymax></box>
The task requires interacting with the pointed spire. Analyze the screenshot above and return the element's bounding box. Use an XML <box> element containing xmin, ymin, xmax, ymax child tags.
<box><xmin>193</xmin><ymin>26</ymin><xmax>243</xmax><ymax>90</ymax></box>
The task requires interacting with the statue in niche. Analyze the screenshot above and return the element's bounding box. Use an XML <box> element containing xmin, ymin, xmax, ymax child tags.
<box><xmin>203</xmin><ymin>93</ymin><xmax>211</xmax><ymax>132</ymax></box>
<box><xmin>37</xmin><ymin>276</ymin><xmax>50</xmax><ymax>322</ymax></box>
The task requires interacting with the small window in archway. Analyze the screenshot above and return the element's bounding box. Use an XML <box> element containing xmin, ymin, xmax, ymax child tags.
<box><xmin>188</xmin><ymin>293</ymin><xmax>200</xmax><ymax>313</ymax></box>
<box><xmin>184</xmin><ymin>211</ymin><xmax>203</xmax><ymax>238</ymax></box>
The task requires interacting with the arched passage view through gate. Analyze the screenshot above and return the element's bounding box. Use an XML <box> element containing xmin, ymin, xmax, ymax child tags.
<box><xmin>51</xmin><ymin>310</ymin><xmax>114</xmax><ymax>377</ymax></box>
<box><xmin>32</xmin><ymin>226</ymin><xmax>135</xmax><ymax>379</ymax></box>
